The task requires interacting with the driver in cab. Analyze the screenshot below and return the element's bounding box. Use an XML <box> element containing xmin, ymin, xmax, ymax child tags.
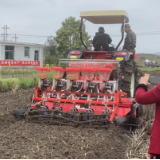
<box><xmin>93</xmin><ymin>27</ymin><xmax>112</xmax><ymax>51</ymax></box>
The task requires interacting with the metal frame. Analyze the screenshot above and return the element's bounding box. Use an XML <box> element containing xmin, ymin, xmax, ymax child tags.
<box><xmin>116</xmin><ymin>16</ymin><xmax>125</xmax><ymax>50</ymax></box>
<box><xmin>79</xmin><ymin>16</ymin><xmax>125</xmax><ymax>51</ymax></box>
<box><xmin>79</xmin><ymin>18</ymin><xmax>87</xmax><ymax>50</ymax></box>
<box><xmin>32</xmin><ymin>87</ymin><xmax>132</xmax><ymax>122</ymax></box>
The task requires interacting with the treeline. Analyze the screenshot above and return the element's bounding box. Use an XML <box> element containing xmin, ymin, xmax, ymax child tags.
<box><xmin>43</xmin><ymin>17</ymin><xmax>91</xmax><ymax>66</ymax></box>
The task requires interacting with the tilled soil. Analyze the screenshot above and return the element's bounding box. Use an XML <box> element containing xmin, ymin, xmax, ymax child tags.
<box><xmin>0</xmin><ymin>89</ymin><xmax>129</xmax><ymax>159</ymax></box>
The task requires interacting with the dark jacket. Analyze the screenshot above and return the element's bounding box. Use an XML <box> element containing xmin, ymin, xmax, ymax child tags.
<box><xmin>93</xmin><ymin>33</ymin><xmax>112</xmax><ymax>51</ymax></box>
<box><xmin>135</xmin><ymin>83</ymin><xmax>160</xmax><ymax>155</ymax></box>
<box><xmin>123</xmin><ymin>30</ymin><xmax>136</xmax><ymax>53</ymax></box>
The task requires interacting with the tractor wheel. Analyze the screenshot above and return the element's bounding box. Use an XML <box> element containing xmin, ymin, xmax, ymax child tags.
<box><xmin>15</xmin><ymin>108</ymin><xmax>28</xmax><ymax>120</ymax></box>
<box><xmin>120</xmin><ymin>59</ymin><xmax>142</xmax><ymax>98</ymax></box>
<box><xmin>136</xmin><ymin>105</ymin><xmax>143</xmax><ymax>118</ymax></box>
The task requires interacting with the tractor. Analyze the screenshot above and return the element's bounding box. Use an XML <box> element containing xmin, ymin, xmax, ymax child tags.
<box><xmin>15</xmin><ymin>10</ymin><xmax>142</xmax><ymax>130</ymax></box>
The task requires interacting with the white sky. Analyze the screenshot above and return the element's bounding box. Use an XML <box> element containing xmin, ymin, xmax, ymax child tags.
<box><xmin>0</xmin><ymin>0</ymin><xmax>160</xmax><ymax>53</ymax></box>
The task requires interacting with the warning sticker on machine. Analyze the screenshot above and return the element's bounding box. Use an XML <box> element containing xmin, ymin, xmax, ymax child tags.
<box><xmin>70</xmin><ymin>56</ymin><xmax>77</xmax><ymax>59</ymax></box>
<box><xmin>116</xmin><ymin>57</ymin><xmax>124</xmax><ymax>61</ymax></box>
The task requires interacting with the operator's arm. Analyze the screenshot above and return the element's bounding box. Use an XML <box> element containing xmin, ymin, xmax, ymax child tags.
<box><xmin>123</xmin><ymin>33</ymin><xmax>131</xmax><ymax>50</ymax></box>
<box><xmin>108</xmin><ymin>34</ymin><xmax>112</xmax><ymax>44</ymax></box>
<box><xmin>130</xmin><ymin>32</ymin><xmax>136</xmax><ymax>48</ymax></box>
<box><xmin>135</xmin><ymin>74</ymin><xmax>160</xmax><ymax>105</ymax></box>
<box><xmin>93</xmin><ymin>35</ymin><xmax>97</xmax><ymax>47</ymax></box>
<box><xmin>136</xmin><ymin>83</ymin><xmax>160</xmax><ymax>104</ymax></box>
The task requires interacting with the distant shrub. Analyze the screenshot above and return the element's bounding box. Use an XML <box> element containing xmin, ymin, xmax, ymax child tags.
<box><xmin>0</xmin><ymin>78</ymin><xmax>21</xmax><ymax>91</ymax></box>
<box><xmin>20</xmin><ymin>77</ymin><xmax>38</xmax><ymax>88</ymax></box>
<box><xmin>0</xmin><ymin>77</ymin><xmax>38</xmax><ymax>91</ymax></box>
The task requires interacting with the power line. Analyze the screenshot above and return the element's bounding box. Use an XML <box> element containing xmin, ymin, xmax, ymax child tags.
<box><xmin>2</xmin><ymin>29</ymin><xmax>160</xmax><ymax>39</ymax></box>
<box><xmin>1</xmin><ymin>33</ymin><xmax>160</xmax><ymax>38</ymax></box>
<box><xmin>13</xmin><ymin>33</ymin><xmax>160</xmax><ymax>38</ymax></box>
<box><xmin>9</xmin><ymin>28</ymin><xmax>18</xmax><ymax>42</ymax></box>
<box><xmin>139</xmin><ymin>31</ymin><xmax>160</xmax><ymax>33</ymax></box>
<box><xmin>16</xmin><ymin>31</ymin><xmax>160</xmax><ymax>38</ymax></box>
<box><xmin>12</xmin><ymin>34</ymin><xmax>18</xmax><ymax>42</ymax></box>
<box><xmin>91</xmin><ymin>31</ymin><xmax>160</xmax><ymax>37</ymax></box>
<box><xmin>16</xmin><ymin>34</ymin><xmax>49</xmax><ymax>37</ymax></box>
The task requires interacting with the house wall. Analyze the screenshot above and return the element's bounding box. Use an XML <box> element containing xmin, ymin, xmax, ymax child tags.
<box><xmin>39</xmin><ymin>46</ymin><xmax>43</xmax><ymax>67</ymax></box>
<box><xmin>0</xmin><ymin>44</ymin><xmax>43</xmax><ymax>67</ymax></box>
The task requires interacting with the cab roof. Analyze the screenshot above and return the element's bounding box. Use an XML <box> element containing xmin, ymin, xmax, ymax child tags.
<box><xmin>80</xmin><ymin>10</ymin><xmax>129</xmax><ymax>24</ymax></box>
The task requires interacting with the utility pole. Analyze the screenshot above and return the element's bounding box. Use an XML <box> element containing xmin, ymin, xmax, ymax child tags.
<box><xmin>1</xmin><ymin>25</ymin><xmax>6</xmax><ymax>41</ymax></box>
<box><xmin>12</xmin><ymin>34</ymin><xmax>18</xmax><ymax>42</ymax></box>
<box><xmin>1</xmin><ymin>25</ymin><xmax>10</xmax><ymax>41</ymax></box>
<box><xmin>5</xmin><ymin>25</ymin><xmax>10</xmax><ymax>41</ymax></box>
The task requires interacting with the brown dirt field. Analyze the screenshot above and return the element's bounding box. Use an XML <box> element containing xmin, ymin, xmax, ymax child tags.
<box><xmin>0</xmin><ymin>88</ymin><xmax>130</xmax><ymax>159</ymax></box>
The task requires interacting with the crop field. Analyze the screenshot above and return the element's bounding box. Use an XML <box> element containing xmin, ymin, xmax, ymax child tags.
<box><xmin>0</xmin><ymin>68</ymin><xmax>36</xmax><ymax>79</ymax></box>
<box><xmin>0</xmin><ymin>88</ymin><xmax>131</xmax><ymax>159</ymax></box>
<box><xmin>0</xmin><ymin>68</ymin><xmax>38</xmax><ymax>92</ymax></box>
<box><xmin>1</xmin><ymin>0</ymin><xmax>159</xmax><ymax>158</ymax></box>
<box><xmin>0</xmin><ymin>67</ymin><xmax>156</xmax><ymax>159</ymax></box>
<box><xmin>0</xmin><ymin>89</ymin><xmax>154</xmax><ymax>159</ymax></box>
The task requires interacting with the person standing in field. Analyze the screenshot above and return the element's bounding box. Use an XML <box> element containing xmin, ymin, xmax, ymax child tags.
<box><xmin>135</xmin><ymin>74</ymin><xmax>160</xmax><ymax>159</ymax></box>
<box><xmin>120</xmin><ymin>24</ymin><xmax>141</xmax><ymax>97</ymax></box>
<box><xmin>123</xmin><ymin>24</ymin><xmax>136</xmax><ymax>58</ymax></box>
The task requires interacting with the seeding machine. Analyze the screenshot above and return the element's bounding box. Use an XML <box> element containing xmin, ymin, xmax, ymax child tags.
<box><xmin>15</xmin><ymin>10</ymin><xmax>141</xmax><ymax>129</ymax></box>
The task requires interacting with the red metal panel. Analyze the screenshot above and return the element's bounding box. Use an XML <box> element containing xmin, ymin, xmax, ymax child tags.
<box><xmin>83</xmin><ymin>51</ymin><xmax>106</xmax><ymax>59</ymax></box>
<box><xmin>91</xmin><ymin>105</ymin><xmax>106</xmax><ymax>114</ymax></box>
<box><xmin>113</xmin><ymin>107</ymin><xmax>130</xmax><ymax>117</ymax></box>
<box><xmin>70</xmin><ymin>51</ymin><xmax>81</xmax><ymax>55</ymax></box>
<box><xmin>115</xmin><ymin>52</ymin><xmax>127</xmax><ymax>56</ymax></box>
<box><xmin>45</xmin><ymin>102</ymin><xmax>54</xmax><ymax>110</ymax></box>
<box><xmin>60</xmin><ymin>103</ymin><xmax>74</xmax><ymax>112</ymax></box>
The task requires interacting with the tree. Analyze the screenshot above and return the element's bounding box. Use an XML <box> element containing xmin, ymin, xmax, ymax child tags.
<box><xmin>44</xmin><ymin>56</ymin><xmax>59</xmax><ymax>66</ymax></box>
<box><xmin>44</xmin><ymin>36</ymin><xmax>57</xmax><ymax>57</ymax></box>
<box><xmin>55</xmin><ymin>17</ymin><xmax>91</xmax><ymax>57</ymax></box>
<box><xmin>44</xmin><ymin>36</ymin><xmax>59</xmax><ymax>66</ymax></box>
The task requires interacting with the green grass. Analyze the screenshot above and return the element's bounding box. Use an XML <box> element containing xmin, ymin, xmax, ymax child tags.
<box><xmin>140</xmin><ymin>67</ymin><xmax>160</xmax><ymax>72</ymax></box>
<box><xmin>0</xmin><ymin>67</ymin><xmax>53</xmax><ymax>91</ymax></box>
<box><xmin>48</xmin><ymin>73</ymin><xmax>53</xmax><ymax>81</ymax></box>
<box><xmin>0</xmin><ymin>68</ymin><xmax>36</xmax><ymax>79</ymax></box>
<box><xmin>20</xmin><ymin>77</ymin><xmax>38</xmax><ymax>88</ymax></box>
<box><xmin>0</xmin><ymin>78</ymin><xmax>21</xmax><ymax>91</ymax></box>
<box><xmin>0</xmin><ymin>76</ymin><xmax>38</xmax><ymax>91</ymax></box>
<box><xmin>0</xmin><ymin>68</ymin><xmax>39</xmax><ymax>91</ymax></box>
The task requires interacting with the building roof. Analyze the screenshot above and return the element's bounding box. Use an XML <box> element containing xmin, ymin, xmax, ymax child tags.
<box><xmin>80</xmin><ymin>10</ymin><xmax>129</xmax><ymax>24</ymax></box>
<box><xmin>0</xmin><ymin>41</ymin><xmax>44</xmax><ymax>47</ymax></box>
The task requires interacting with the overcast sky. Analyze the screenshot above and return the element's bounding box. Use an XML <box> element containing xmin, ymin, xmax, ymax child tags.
<box><xmin>0</xmin><ymin>0</ymin><xmax>160</xmax><ymax>53</ymax></box>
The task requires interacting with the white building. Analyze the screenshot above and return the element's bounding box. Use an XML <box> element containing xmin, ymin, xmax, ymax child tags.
<box><xmin>0</xmin><ymin>41</ymin><xmax>43</xmax><ymax>67</ymax></box>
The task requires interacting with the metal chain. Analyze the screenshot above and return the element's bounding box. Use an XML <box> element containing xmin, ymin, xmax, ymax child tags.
<box><xmin>25</xmin><ymin>107</ymin><xmax>110</xmax><ymax>129</ymax></box>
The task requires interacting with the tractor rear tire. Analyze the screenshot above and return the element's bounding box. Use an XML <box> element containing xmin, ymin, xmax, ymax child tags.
<box><xmin>120</xmin><ymin>59</ymin><xmax>143</xmax><ymax>98</ymax></box>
